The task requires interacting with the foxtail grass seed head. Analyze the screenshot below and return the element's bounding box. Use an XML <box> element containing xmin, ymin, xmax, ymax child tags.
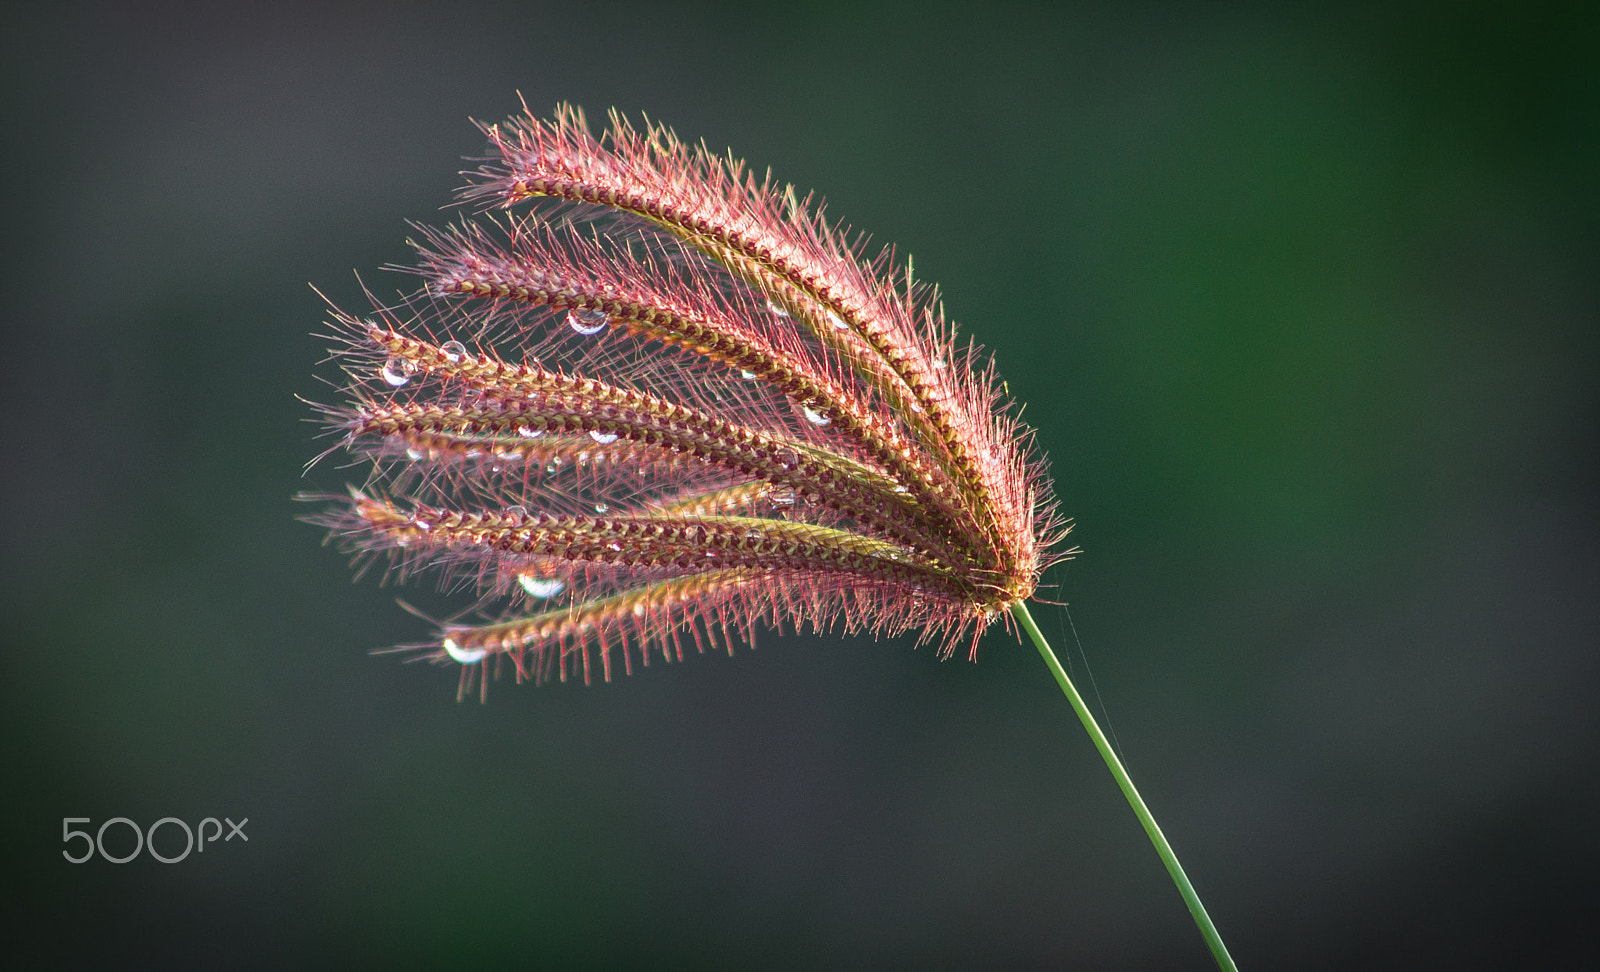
<box><xmin>307</xmin><ymin>103</ymin><xmax>1072</xmax><ymax>699</ymax></box>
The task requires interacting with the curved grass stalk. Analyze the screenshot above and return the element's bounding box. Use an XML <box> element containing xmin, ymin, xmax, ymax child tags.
<box><xmin>1011</xmin><ymin>601</ymin><xmax>1238</xmax><ymax>972</ymax></box>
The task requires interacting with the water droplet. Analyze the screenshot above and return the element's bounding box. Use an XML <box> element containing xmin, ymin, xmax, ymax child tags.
<box><xmin>589</xmin><ymin>430</ymin><xmax>619</xmax><ymax>444</ymax></box>
<box><xmin>413</xmin><ymin>519</ymin><xmax>432</xmax><ymax>532</ymax></box>
<box><xmin>740</xmin><ymin>370</ymin><xmax>757</xmax><ymax>380</ymax></box>
<box><xmin>566</xmin><ymin>307</ymin><xmax>609</xmax><ymax>335</ymax></box>
<box><xmin>518</xmin><ymin>575</ymin><xmax>565</xmax><ymax>598</ymax></box>
<box><xmin>826</xmin><ymin>311</ymin><xmax>848</xmax><ymax>330</ymax></box>
<box><xmin>908</xmin><ymin>402</ymin><xmax>923</xmax><ymax>414</ymax></box>
<box><xmin>892</xmin><ymin>485</ymin><xmax>910</xmax><ymax>494</ymax></box>
<box><xmin>442</xmin><ymin>637</ymin><xmax>487</xmax><ymax>664</ymax></box>
<box><xmin>768</xmin><ymin>487</ymin><xmax>797</xmax><ymax>509</ymax></box>
<box><xmin>505</xmin><ymin>505</ymin><xmax>528</xmax><ymax>517</ymax></box>
<box><xmin>517</xmin><ymin>425</ymin><xmax>543</xmax><ymax>438</ymax></box>
<box><xmin>440</xmin><ymin>340</ymin><xmax>467</xmax><ymax>363</ymax></box>
<box><xmin>405</xmin><ymin>448</ymin><xmax>425</xmax><ymax>461</ymax></box>
<box><xmin>802</xmin><ymin>406</ymin><xmax>830</xmax><ymax>427</ymax></box>
<box><xmin>632</xmin><ymin>603</ymin><xmax>646</xmax><ymax>617</ymax></box>
<box><xmin>774</xmin><ymin>447</ymin><xmax>799</xmax><ymax>471</ymax></box>
<box><xmin>605</xmin><ymin>542</ymin><xmax>622</xmax><ymax>552</ymax></box>
<box><xmin>593</xmin><ymin>503</ymin><xmax>609</xmax><ymax>514</ymax></box>
<box><xmin>381</xmin><ymin>357</ymin><xmax>416</xmax><ymax>386</ymax></box>
<box><xmin>765</xmin><ymin>301</ymin><xmax>790</xmax><ymax>319</ymax></box>
<box><xmin>544</xmin><ymin>463</ymin><xmax>559</xmax><ymax>475</ymax></box>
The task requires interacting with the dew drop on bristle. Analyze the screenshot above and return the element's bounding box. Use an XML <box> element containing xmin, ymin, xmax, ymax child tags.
<box><xmin>441</xmin><ymin>340</ymin><xmax>467</xmax><ymax>363</ymax></box>
<box><xmin>519</xmin><ymin>575</ymin><xmax>565</xmax><ymax>598</ymax></box>
<box><xmin>765</xmin><ymin>301</ymin><xmax>789</xmax><ymax>319</ymax></box>
<box><xmin>740</xmin><ymin>370</ymin><xmax>757</xmax><ymax>380</ymax></box>
<box><xmin>774</xmin><ymin>447</ymin><xmax>799</xmax><ymax>471</ymax></box>
<box><xmin>802</xmin><ymin>406</ymin><xmax>831</xmax><ymax>426</ymax></box>
<box><xmin>566</xmin><ymin>307</ymin><xmax>609</xmax><ymax>335</ymax></box>
<box><xmin>594</xmin><ymin>503</ymin><xmax>609</xmax><ymax>514</ymax></box>
<box><xmin>381</xmin><ymin>357</ymin><xmax>417</xmax><ymax>386</ymax></box>
<box><xmin>442</xmin><ymin>637</ymin><xmax>487</xmax><ymax>664</ymax></box>
<box><xmin>589</xmin><ymin>430</ymin><xmax>620</xmax><ymax>444</ymax></box>
<box><xmin>517</xmin><ymin>425</ymin><xmax>543</xmax><ymax>438</ymax></box>
<box><xmin>826</xmin><ymin>311</ymin><xmax>848</xmax><ymax>330</ymax></box>
<box><xmin>505</xmin><ymin>505</ymin><xmax>528</xmax><ymax>517</ymax></box>
<box><xmin>405</xmin><ymin>448</ymin><xmax>425</xmax><ymax>461</ymax></box>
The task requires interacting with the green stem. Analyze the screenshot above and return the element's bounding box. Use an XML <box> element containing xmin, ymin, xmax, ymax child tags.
<box><xmin>1009</xmin><ymin>600</ymin><xmax>1238</xmax><ymax>972</ymax></box>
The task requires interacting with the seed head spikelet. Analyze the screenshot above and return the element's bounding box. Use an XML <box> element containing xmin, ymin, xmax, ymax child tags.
<box><xmin>304</xmin><ymin>103</ymin><xmax>1245</xmax><ymax>972</ymax></box>
<box><xmin>308</xmin><ymin>102</ymin><xmax>1070</xmax><ymax>697</ymax></box>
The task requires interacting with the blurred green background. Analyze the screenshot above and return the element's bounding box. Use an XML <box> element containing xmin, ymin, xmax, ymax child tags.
<box><xmin>2</xmin><ymin>1</ymin><xmax>1595</xmax><ymax>968</ymax></box>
